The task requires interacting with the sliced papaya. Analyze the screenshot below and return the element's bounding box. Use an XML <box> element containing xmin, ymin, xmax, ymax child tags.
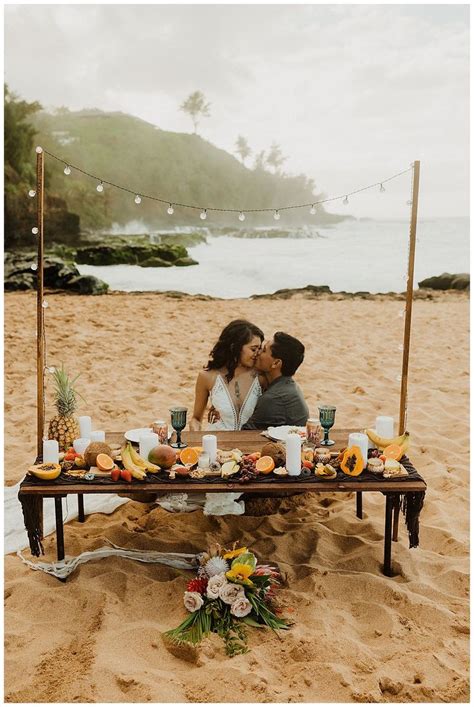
<box><xmin>28</xmin><ymin>463</ymin><xmax>61</xmax><ymax>480</ymax></box>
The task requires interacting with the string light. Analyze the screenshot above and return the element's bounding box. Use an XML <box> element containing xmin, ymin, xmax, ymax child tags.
<box><xmin>398</xmin><ymin>343</ymin><xmax>404</xmax><ymax>352</ymax></box>
<box><xmin>46</xmin><ymin>366</ymin><xmax>56</xmax><ymax>374</ymax></box>
<box><xmin>397</xmin><ymin>375</ymin><xmax>402</xmax><ymax>382</ymax></box>
<box><xmin>31</xmin><ymin>263</ymin><xmax>38</xmax><ymax>271</ymax></box>
<box><xmin>32</xmin><ymin>227</ymin><xmax>39</xmax><ymax>235</ymax></box>
<box><xmin>64</xmin><ymin>165</ymin><xmax>71</xmax><ymax>176</ymax></box>
<box><xmin>40</xmin><ymin>148</ymin><xmax>412</xmax><ymax>218</ymax></box>
<box><xmin>200</xmin><ymin>209</ymin><xmax>207</xmax><ymax>220</ymax></box>
<box><xmin>273</xmin><ymin>210</ymin><xmax>280</xmax><ymax>221</ymax></box>
<box><xmin>239</xmin><ymin>212</ymin><xmax>245</xmax><ymax>221</ymax></box>
<box><xmin>42</xmin><ymin>300</ymin><xmax>49</xmax><ymax>308</ymax></box>
<box><xmin>167</xmin><ymin>204</ymin><xmax>174</xmax><ymax>215</ymax></box>
<box><xmin>35</xmin><ymin>146</ymin><xmax>43</xmax><ymax>154</ymax></box>
<box><xmin>134</xmin><ymin>194</ymin><xmax>141</xmax><ymax>204</ymax></box>
<box><xmin>406</xmin><ymin>200</ymin><xmax>412</xmax><ymax>206</ymax></box>
<box><xmin>398</xmin><ymin>309</ymin><xmax>405</xmax><ymax>318</ymax></box>
<box><xmin>28</xmin><ymin>189</ymin><xmax>36</xmax><ymax>198</ymax></box>
<box><xmin>310</xmin><ymin>204</ymin><xmax>316</xmax><ymax>215</ymax></box>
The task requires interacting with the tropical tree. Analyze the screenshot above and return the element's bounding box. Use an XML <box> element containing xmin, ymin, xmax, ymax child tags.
<box><xmin>266</xmin><ymin>142</ymin><xmax>286</xmax><ymax>175</ymax></box>
<box><xmin>180</xmin><ymin>91</ymin><xmax>211</xmax><ymax>134</ymax></box>
<box><xmin>235</xmin><ymin>135</ymin><xmax>251</xmax><ymax>165</ymax></box>
<box><xmin>4</xmin><ymin>84</ymin><xmax>42</xmax><ymax>179</ymax></box>
<box><xmin>253</xmin><ymin>150</ymin><xmax>267</xmax><ymax>172</ymax></box>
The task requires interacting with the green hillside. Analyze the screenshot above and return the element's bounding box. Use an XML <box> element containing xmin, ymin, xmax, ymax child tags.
<box><xmin>32</xmin><ymin>109</ymin><xmax>346</xmax><ymax>230</ymax></box>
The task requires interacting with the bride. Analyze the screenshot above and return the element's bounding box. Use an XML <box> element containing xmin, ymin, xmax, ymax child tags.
<box><xmin>190</xmin><ymin>319</ymin><xmax>267</xmax><ymax>431</ymax></box>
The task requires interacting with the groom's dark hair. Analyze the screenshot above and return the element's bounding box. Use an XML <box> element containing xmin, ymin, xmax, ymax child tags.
<box><xmin>271</xmin><ymin>332</ymin><xmax>305</xmax><ymax>376</ymax></box>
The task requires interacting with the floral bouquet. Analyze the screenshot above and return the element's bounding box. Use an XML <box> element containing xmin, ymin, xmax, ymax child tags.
<box><xmin>164</xmin><ymin>543</ymin><xmax>289</xmax><ymax>656</ymax></box>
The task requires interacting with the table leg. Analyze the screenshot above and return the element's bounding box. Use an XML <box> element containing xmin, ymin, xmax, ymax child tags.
<box><xmin>383</xmin><ymin>494</ymin><xmax>394</xmax><ymax>577</ymax></box>
<box><xmin>392</xmin><ymin>494</ymin><xmax>401</xmax><ymax>542</ymax></box>
<box><xmin>77</xmin><ymin>493</ymin><xmax>85</xmax><ymax>522</ymax></box>
<box><xmin>356</xmin><ymin>492</ymin><xmax>363</xmax><ymax>519</ymax></box>
<box><xmin>55</xmin><ymin>497</ymin><xmax>65</xmax><ymax>562</ymax></box>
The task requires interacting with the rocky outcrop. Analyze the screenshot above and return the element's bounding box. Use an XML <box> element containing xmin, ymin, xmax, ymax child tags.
<box><xmin>251</xmin><ymin>285</ymin><xmax>332</xmax><ymax>299</ymax></box>
<box><xmin>74</xmin><ymin>243</ymin><xmax>198</xmax><ymax>267</ymax></box>
<box><xmin>4</xmin><ymin>253</ymin><xmax>109</xmax><ymax>294</ymax></box>
<box><xmin>418</xmin><ymin>273</ymin><xmax>469</xmax><ymax>291</ymax></box>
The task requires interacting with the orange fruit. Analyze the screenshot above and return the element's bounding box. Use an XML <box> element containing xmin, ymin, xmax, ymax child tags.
<box><xmin>383</xmin><ymin>444</ymin><xmax>403</xmax><ymax>461</ymax></box>
<box><xmin>96</xmin><ymin>453</ymin><xmax>114</xmax><ymax>471</ymax></box>
<box><xmin>255</xmin><ymin>456</ymin><xmax>275</xmax><ymax>475</ymax></box>
<box><xmin>179</xmin><ymin>447</ymin><xmax>200</xmax><ymax>466</ymax></box>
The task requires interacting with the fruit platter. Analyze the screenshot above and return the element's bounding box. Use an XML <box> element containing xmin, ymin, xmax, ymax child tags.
<box><xmin>26</xmin><ymin>428</ymin><xmax>413</xmax><ymax>485</ymax></box>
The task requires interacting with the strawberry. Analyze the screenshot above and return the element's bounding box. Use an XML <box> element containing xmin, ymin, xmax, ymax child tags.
<box><xmin>111</xmin><ymin>467</ymin><xmax>121</xmax><ymax>482</ymax></box>
<box><xmin>120</xmin><ymin>469</ymin><xmax>132</xmax><ymax>482</ymax></box>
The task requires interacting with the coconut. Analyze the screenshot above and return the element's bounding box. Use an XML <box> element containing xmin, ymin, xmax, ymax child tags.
<box><xmin>84</xmin><ymin>442</ymin><xmax>113</xmax><ymax>468</ymax></box>
<box><xmin>261</xmin><ymin>441</ymin><xmax>286</xmax><ymax>467</ymax></box>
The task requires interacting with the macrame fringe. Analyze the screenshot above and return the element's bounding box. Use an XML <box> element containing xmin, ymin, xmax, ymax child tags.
<box><xmin>401</xmin><ymin>491</ymin><xmax>425</xmax><ymax>548</ymax></box>
<box><xmin>18</xmin><ymin>493</ymin><xmax>44</xmax><ymax>557</ymax></box>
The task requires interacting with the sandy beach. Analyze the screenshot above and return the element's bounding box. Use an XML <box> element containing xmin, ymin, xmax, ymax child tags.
<box><xmin>4</xmin><ymin>289</ymin><xmax>469</xmax><ymax>703</ymax></box>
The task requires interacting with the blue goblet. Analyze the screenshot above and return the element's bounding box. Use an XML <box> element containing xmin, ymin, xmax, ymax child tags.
<box><xmin>169</xmin><ymin>407</ymin><xmax>188</xmax><ymax>449</ymax></box>
<box><xmin>319</xmin><ymin>405</ymin><xmax>336</xmax><ymax>447</ymax></box>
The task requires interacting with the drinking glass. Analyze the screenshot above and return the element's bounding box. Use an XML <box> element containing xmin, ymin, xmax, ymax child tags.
<box><xmin>169</xmin><ymin>407</ymin><xmax>188</xmax><ymax>449</ymax></box>
<box><xmin>319</xmin><ymin>405</ymin><xmax>336</xmax><ymax>446</ymax></box>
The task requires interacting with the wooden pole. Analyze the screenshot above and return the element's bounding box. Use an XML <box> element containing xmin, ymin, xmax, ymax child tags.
<box><xmin>398</xmin><ymin>161</ymin><xmax>421</xmax><ymax>435</ymax></box>
<box><xmin>36</xmin><ymin>148</ymin><xmax>45</xmax><ymax>458</ymax></box>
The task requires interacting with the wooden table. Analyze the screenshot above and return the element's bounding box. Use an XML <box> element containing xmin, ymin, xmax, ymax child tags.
<box><xmin>19</xmin><ymin>429</ymin><xmax>426</xmax><ymax>577</ymax></box>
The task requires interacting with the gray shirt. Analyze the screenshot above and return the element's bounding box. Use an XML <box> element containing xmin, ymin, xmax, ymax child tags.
<box><xmin>242</xmin><ymin>376</ymin><xmax>309</xmax><ymax>430</ymax></box>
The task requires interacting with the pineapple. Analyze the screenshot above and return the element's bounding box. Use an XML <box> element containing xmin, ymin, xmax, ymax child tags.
<box><xmin>47</xmin><ymin>364</ymin><xmax>81</xmax><ymax>451</ymax></box>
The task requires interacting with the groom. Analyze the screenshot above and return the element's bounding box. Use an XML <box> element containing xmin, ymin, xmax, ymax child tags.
<box><xmin>242</xmin><ymin>331</ymin><xmax>309</xmax><ymax>430</ymax></box>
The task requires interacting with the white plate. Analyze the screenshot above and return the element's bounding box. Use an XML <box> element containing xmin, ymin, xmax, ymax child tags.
<box><xmin>266</xmin><ymin>426</ymin><xmax>307</xmax><ymax>442</ymax></box>
<box><xmin>125</xmin><ymin>427</ymin><xmax>156</xmax><ymax>443</ymax></box>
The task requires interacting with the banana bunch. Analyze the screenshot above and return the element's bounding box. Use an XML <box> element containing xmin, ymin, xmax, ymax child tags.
<box><xmin>365</xmin><ymin>429</ymin><xmax>410</xmax><ymax>453</ymax></box>
<box><xmin>120</xmin><ymin>442</ymin><xmax>161</xmax><ymax>480</ymax></box>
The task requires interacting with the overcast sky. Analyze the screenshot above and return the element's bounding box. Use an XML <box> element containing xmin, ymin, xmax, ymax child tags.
<box><xmin>5</xmin><ymin>4</ymin><xmax>469</xmax><ymax>218</ymax></box>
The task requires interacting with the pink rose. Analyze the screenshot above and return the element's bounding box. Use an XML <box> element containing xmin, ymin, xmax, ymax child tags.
<box><xmin>183</xmin><ymin>591</ymin><xmax>204</xmax><ymax>613</ymax></box>
<box><xmin>230</xmin><ymin>597</ymin><xmax>252</xmax><ymax>618</ymax></box>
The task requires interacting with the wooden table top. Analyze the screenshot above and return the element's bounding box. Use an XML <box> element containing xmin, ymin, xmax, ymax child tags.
<box><xmin>19</xmin><ymin>429</ymin><xmax>426</xmax><ymax>496</ymax></box>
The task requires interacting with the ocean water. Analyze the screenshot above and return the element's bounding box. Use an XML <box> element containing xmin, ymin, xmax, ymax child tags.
<box><xmin>78</xmin><ymin>218</ymin><xmax>469</xmax><ymax>298</ymax></box>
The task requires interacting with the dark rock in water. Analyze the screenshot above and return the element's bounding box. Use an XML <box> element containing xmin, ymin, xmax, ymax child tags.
<box><xmin>75</xmin><ymin>243</ymin><xmax>194</xmax><ymax>267</ymax></box>
<box><xmin>66</xmin><ymin>275</ymin><xmax>109</xmax><ymax>295</ymax></box>
<box><xmin>4</xmin><ymin>252</ymin><xmax>109</xmax><ymax>294</ymax></box>
<box><xmin>251</xmin><ymin>284</ymin><xmax>332</xmax><ymax>299</ymax></box>
<box><xmin>418</xmin><ymin>273</ymin><xmax>470</xmax><ymax>291</ymax></box>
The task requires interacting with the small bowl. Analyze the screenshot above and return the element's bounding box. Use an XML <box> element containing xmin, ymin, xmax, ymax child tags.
<box><xmin>314</xmin><ymin>448</ymin><xmax>331</xmax><ymax>464</ymax></box>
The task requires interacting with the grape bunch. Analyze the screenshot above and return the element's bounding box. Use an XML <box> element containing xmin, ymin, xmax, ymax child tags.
<box><xmin>239</xmin><ymin>456</ymin><xmax>258</xmax><ymax>484</ymax></box>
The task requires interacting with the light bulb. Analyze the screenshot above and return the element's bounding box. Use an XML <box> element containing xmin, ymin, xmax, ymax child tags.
<box><xmin>35</xmin><ymin>146</ymin><xmax>43</xmax><ymax>154</ymax></box>
<box><xmin>32</xmin><ymin>227</ymin><xmax>39</xmax><ymax>235</ymax></box>
<box><xmin>200</xmin><ymin>209</ymin><xmax>207</xmax><ymax>220</ymax></box>
<box><xmin>398</xmin><ymin>309</ymin><xmax>405</xmax><ymax>318</ymax></box>
<box><xmin>273</xmin><ymin>210</ymin><xmax>280</xmax><ymax>221</ymax></box>
<box><xmin>239</xmin><ymin>212</ymin><xmax>245</xmax><ymax>221</ymax></box>
<box><xmin>96</xmin><ymin>182</ymin><xmax>104</xmax><ymax>193</ymax></box>
<box><xmin>42</xmin><ymin>300</ymin><xmax>49</xmax><ymax>308</ymax></box>
<box><xmin>406</xmin><ymin>200</ymin><xmax>412</xmax><ymax>206</ymax></box>
<box><xmin>64</xmin><ymin>165</ymin><xmax>71</xmax><ymax>176</ymax></box>
<box><xmin>28</xmin><ymin>189</ymin><xmax>36</xmax><ymax>198</ymax></box>
<box><xmin>343</xmin><ymin>196</ymin><xmax>349</xmax><ymax>205</ymax></box>
<box><xmin>396</xmin><ymin>374</ymin><xmax>402</xmax><ymax>382</ymax></box>
<box><xmin>167</xmin><ymin>204</ymin><xmax>174</xmax><ymax>215</ymax></box>
<box><xmin>379</xmin><ymin>183</ymin><xmax>386</xmax><ymax>192</ymax></box>
<box><xmin>47</xmin><ymin>366</ymin><xmax>56</xmax><ymax>374</ymax></box>
<box><xmin>398</xmin><ymin>344</ymin><xmax>404</xmax><ymax>351</ymax></box>
<box><xmin>31</xmin><ymin>263</ymin><xmax>38</xmax><ymax>271</ymax></box>
<box><xmin>134</xmin><ymin>195</ymin><xmax>141</xmax><ymax>204</ymax></box>
<box><xmin>310</xmin><ymin>205</ymin><xmax>316</xmax><ymax>215</ymax></box>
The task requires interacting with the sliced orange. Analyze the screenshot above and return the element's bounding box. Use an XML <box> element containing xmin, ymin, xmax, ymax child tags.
<box><xmin>179</xmin><ymin>447</ymin><xmax>200</xmax><ymax>466</ymax></box>
<box><xmin>255</xmin><ymin>456</ymin><xmax>275</xmax><ymax>475</ymax></box>
<box><xmin>96</xmin><ymin>453</ymin><xmax>114</xmax><ymax>471</ymax></box>
<box><xmin>383</xmin><ymin>444</ymin><xmax>403</xmax><ymax>461</ymax></box>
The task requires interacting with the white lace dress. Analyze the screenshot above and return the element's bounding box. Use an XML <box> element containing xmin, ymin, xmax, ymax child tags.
<box><xmin>207</xmin><ymin>373</ymin><xmax>262</xmax><ymax>431</ymax></box>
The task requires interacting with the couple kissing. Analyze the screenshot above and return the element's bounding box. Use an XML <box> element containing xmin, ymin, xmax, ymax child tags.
<box><xmin>190</xmin><ymin>319</ymin><xmax>309</xmax><ymax>432</ymax></box>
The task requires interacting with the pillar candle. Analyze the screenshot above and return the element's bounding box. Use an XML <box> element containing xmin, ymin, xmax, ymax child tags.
<box><xmin>91</xmin><ymin>430</ymin><xmax>105</xmax><ymax>442</ymax></box>
<box><xmin>375</xmin><ymin>416</ymin><xmax>394</xmax><ymax>439</ymax></box>
<box><xmin>139</xmin><ymin>432</ymin><xmax>159</xmax><ymax>461</ymax></box>
<box><xmin>286</xmin><ymin>433</ymin><xmax>302</xmax><ymax>476</ymax></box>
<box><xmin>202</xmin><ymin>434</ymin><xmax>218</xmax><ymax>464</ymax></box>
<box><xmin>43</xmin><ymin>439</ymin><xmax>59</xmax><ymax>463</ymax></box>
<box><xmin>348</xmin><ymin>432</ymin><xmax>369</xmax><ymax>465</ymax></box>
<box><xmin>79</xmin><ymin>416</ymin><xmax>92</xmax><ymax>439</ymax></box>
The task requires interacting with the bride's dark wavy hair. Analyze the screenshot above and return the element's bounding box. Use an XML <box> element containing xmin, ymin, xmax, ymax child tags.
<box><xmin>206</xmin><ymin>319</ymin><xmax>264</xmax><ymax>382</ymax></box>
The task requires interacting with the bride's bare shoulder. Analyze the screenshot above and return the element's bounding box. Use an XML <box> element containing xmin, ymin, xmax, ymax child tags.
<box><xmin>197</xmin><ymin>369</ymin><xmax>219</xmax><ymax>389</ymax></box>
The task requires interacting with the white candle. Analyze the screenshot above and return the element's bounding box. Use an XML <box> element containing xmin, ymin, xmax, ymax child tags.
<box><xmin>73</xmin><ymin>438</ymin><xmax>91</xmax><ymax>455</ymax></box>
<box><xmin>202</xmin><ymin>434</ymin><xmax>218</xmax><ymax>464</ymax></box>
<box><xmin>43</xmin><ymin>439</ymin><xmax>59</xmax><ymax>463</ymax></box>
<box><xmin>91</xmin><ymin>430</ymin><xmax>105</xmax><ymax>442</ymax></box>
<box><xmin>348</xmin><ymin>432</ymin><xmax>369</xmax><ymax>465</ymax></box>
<box><xmin>79</xmin><ymin>416</ymin><xmax>92</xmax><ymax>439</ymax></box>
<box><xmin>139</xmin><ymin>432</ymin><xmax>159</xmax><ymax>461</ymax></box>
<box><xmin>286</xmin><ymin>433</ymin><xmax>302</xmax><ymax>476</ymax></box>
<box><xmin>376</xmin><ymin>416</ymin><xmax>394</xmax><ymax>440</ymax></box>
